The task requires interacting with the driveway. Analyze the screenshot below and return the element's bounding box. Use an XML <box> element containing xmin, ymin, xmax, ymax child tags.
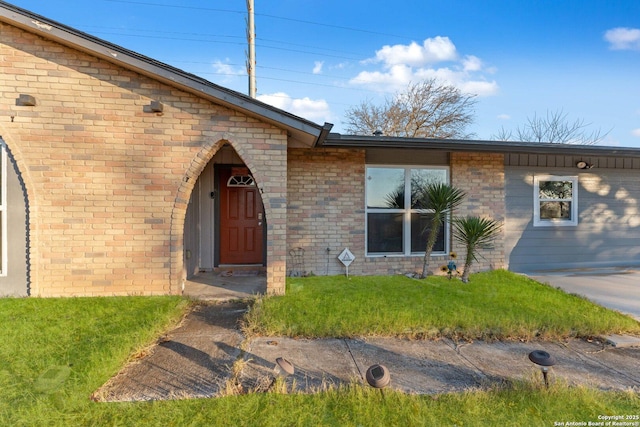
<box><xmin>529</xmin><ymin>269</ymin><xmax>640</xmax><ymax>321</ymax></box>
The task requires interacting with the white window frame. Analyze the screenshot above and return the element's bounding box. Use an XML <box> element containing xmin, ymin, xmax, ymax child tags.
<box><xmin>533</xmin><ymin>175</ymin><xmax>578</xmax><ymax>227</ymax></box>
<box><xmin>365</xmin><ymin>165</ymin><xmax>450</xmax><ymax>257</ymax></box>
<box><xmin>0</xmin><ymin>142</ymin><xmax>6</xmax><ymax>276</ymax></box>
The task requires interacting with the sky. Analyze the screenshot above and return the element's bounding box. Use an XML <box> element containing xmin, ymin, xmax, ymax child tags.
<box><xmin>5</xmin><ymin>0</ymin><xmax>640</xmax><ymax>146</ymax></box>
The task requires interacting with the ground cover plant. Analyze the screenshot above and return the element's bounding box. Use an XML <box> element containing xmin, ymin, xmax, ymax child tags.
<box><xmin>245</xmin><ymin>270</ymin><xmax>640</xmax><ymax>340</ymax></box>
<box><xmin>1</xmin><ymin>274</ymin><xmax>639</xmax><ymax>426</ymax></box>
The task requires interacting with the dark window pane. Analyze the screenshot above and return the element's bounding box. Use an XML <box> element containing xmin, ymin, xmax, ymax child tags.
<box><xmin>539</xmin><ymin>181</ymin><xmax>572</xmax><ymax>200</ymax></box>
<box><xmin>410</xmin><ymin>169</ymin><xmax>447</xmax><ymax>208</ymax></box>
<box><xmin>367</xmin><ymin>213</ymin><xmax>403</xmax><ymax>253</ymax></box>
<box><xmin>366</xmin><ymin>168</ymin><xmax>405</xmax><ymax>209</ymax></box>
<box><xmin>411</xmin><ymin>213</ymin><xmax>445</xmax><ymax>253</ymax></box>
<box><xmin>540</xmin><ymin>201</ymin><xmax>572</xmax><ymax>220</ymax></box>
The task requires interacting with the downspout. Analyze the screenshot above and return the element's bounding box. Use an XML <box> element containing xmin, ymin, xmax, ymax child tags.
<box><xmin>313</xmin><ymin>122</ymin><xmax>334</xmax><ymax>147</ymax></box>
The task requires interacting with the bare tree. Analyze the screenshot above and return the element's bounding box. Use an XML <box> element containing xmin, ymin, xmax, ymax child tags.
<box><xmin>493</xmin><ymin>110</ymin><xmax>609</xmax><ymax>145</ymax></box>
<box><xmin>345</xmin><ymin>80</ymin><xmax>477</xmax><ymax>139</ymax></box>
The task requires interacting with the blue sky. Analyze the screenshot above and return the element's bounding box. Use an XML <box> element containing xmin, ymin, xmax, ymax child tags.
<box><xmin>7</xmin><ymin>0</ymin><xmax>640</xmax><ymax>146</ymax></box>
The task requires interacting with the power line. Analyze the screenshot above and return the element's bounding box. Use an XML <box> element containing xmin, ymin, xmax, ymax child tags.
<box><xmin>73</xmin><ymin>1</ymin><xmax>405</xmax><ymax>114</ymax></box>
<box><xmin>86</xmin><ymin>29</ymin><xmax>363</xmax><ymax>61</ymax></box>
<box><xmin>81</xmin><ymin>24</ymin><xmax>365</xmax><ymax>57</ymax></box>
<box><xmin>103</xmin><ymin>0</ymin><xmax>415</xmax><ymax>41</ymax></box>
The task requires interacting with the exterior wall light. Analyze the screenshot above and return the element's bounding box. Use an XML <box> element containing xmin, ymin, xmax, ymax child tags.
<box><xmin>16</xmin><ymin>94</ymin><xmax>36</xmax><ymax>106</ymax></box>
<box><xmin>576</xmin><ymin>161</ymin><xmax>593</xmax><ymax>169</ymax></box>
<box><xmin>144</xmin><ymin>100</ymin><xmax>163</xmax><ymax>113</ymax></box>
<box><xmin>528</xmin><ymin>350</ymin><xmax>556</xmax><ymax>388</ymax></box>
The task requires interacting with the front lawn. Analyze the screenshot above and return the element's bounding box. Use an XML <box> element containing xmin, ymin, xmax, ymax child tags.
<box><xmin>245</xmin><ymin>270</ymin><xmax>640</xmax><ymax>340</ymax></box>
<box><xmin>0</xmin><ymin>290</ymin><xmax>638</xmax><ymax>426</ymax></box>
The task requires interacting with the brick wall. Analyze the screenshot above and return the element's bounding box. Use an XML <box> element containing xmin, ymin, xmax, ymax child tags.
<box><xmin>287</xmin><ymin>149</ymin><xmax>504</xmax><ymax>275</ymax></box>
<box><xmin>287</xmin><ymin>148</ymin><xmax>505</xmax><ymax>277</ymax></box>
<box><xmin>0</xmin><ymin>22</ymin><xmax>288</xmax><ymax>296</ymax></box>
<box><xmin>451</xmin><ymin>152</ymin><xmax>506</xmax><ymax>272</ymax></box>
<box><xmin>287</xmin><ymin>148</ymin><xmax>366</xmax><ymax>275</ymax></box>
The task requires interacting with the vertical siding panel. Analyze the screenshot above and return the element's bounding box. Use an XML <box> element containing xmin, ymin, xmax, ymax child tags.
<box><xmin>547</xmin><ymin>156</ymin><xmax>556</xmax><ymax>167</ymax></box>
<box><xmin>506</xmin><ymin>166</ymin><xmax>640</xmax><ymax>272</ymax></box>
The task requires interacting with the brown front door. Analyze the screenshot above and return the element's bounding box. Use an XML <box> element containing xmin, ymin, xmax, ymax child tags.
<box><xmin>219</xmin><ymin>168</ymin><xmax>264</xmax><ymax>265</ymax></box>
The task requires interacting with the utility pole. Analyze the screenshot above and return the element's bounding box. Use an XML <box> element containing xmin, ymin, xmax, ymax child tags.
<box><xmin>246</xmin><ymin>0</ymin><xmax>256</xmax><ymax>98</ymax></box>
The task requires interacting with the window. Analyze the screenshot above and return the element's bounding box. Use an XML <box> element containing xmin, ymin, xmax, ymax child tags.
<box><xmin>0</xmin><ymin>141</ymin><xmax>6</xmax><ymax>275</ymax></box>
<box><xmin>227</xmin><ymin>174</ymin><xmax>255</xmax><ymax>187</ymax></box>
<box><xmin>534</xmin><ymin>175</ymin><xmax>578</xmax><ymax>226</ymax></box>
<box><xmin>366</xmin><ymin>166</ymin><xmax>448</xmax><ymax>256</ymax></box>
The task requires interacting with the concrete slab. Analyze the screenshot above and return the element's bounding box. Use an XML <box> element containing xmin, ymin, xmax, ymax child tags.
<box><xmin>458</xmin><ymin>339</ymin><xmax>640</xmax><ymax>391</ymax></box>
<box><xmin>347</xmin><ymin>338</ymin><xmax>485</xmax><ymax>394</ymax></box>
<box><xmin>530</xmin><ymin>270</ymin><xmax>640</xmax><ymax>321</ymax></box>
<box><xmin>94</xmin><ymin>302</ymin><xmax>640</xmax><ymax>402</ymax></box>
<box><xmin>240</xmin><ymin>337</ymin><xmax>360</xmax><ymax>393</ymax></box>
<box><xmin>183</xmin><ymin>271</ymin><xmax>266</xmax><ymax>301</ymax></box>
<box><xmin>603</xmin><ymin>334</ymin><xmax>640</xmax><ymax>348</ymax></box>
<box><xmin>562</xmin><ymin>339</ymin><xmax>640</xmax><ymax>389</ymax></box>
<box><xmin>93</xmin><ymin>302</ymin><xmax>246</xmax><ymax>402</ymax></box>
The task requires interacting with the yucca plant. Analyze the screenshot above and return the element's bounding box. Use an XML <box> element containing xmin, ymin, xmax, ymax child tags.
<box><xmin>417</xmin><ymin>182</ymin><xmax>466</xmax><ymax>278</ymax></box>
<box><xmin>453</xmin><ymin>216</ymin><xmax>502</xmax><ymax>282</ymax></box>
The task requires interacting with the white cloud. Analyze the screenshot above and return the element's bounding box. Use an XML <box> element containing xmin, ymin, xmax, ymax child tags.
<box><xmin>459</xmin><ymin>80</ymin><xmax>499</xmax><ymax>96</ymax></box>
<box><xmin>462</xmin><ymin>55</ymin><xmax>482</xmax><ymax>72</ymax></box>
<box><xmin>350</xmin><ymin>64</ymin><xmax>414</xmax><ymax>91</ymax></box>
<box><xmin>349</xmin><ymin>37</ymin><xmax>499</xmax><ymax>97</ymax></box>
<box><xmin>313</xmin><ymin>61</ymin><xmax>324</xmax><ymax>74</ymax></box>
<box><xmin>257</xmin><ymin>92</ymin><xmax>331</xmax><ymax>123</ymax></box>
<box><xmin>604</xmin><ymin>27</ymin><xmax>640</xmax><ymax>50</ymax></box>
<box><xmin>632</xmin><ymin>128</ymin><xmax>640</xmax><ymax>137</ymax></box>
<box><xmin>374</xmin><ymin>36</ymin><xmax>457</xmax><ymax>67</ymax></box>
<box><xmin>211</xmin><ymin>59</ymin><xmax>244</xmax><ymax>82</ymax></box>
<box><xmin>497</xmin><ymin>114</ymin><xmax>511</xmax><ymax>120</ymax></box>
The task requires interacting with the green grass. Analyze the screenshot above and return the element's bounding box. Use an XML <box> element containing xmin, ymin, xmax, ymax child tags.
<box><xmin>245</xmin><ymin>270</ymin><xmax>640</xmax><ymax>340</ymax></box>
<box><xmin>1</xmin><ymin>274</ymin><xmax>639</xmax><ymax>425</ymax></box>
<box><xmin>0</xmin><ymin>296</ymin><xmax>189</xmax><ymax>425</ymax></box>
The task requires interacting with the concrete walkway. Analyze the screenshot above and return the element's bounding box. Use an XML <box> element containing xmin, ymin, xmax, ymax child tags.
<box><xmin>93</xmin><ymin>301</ymin><xmax>640</xmax><ymax>402</ymax></box>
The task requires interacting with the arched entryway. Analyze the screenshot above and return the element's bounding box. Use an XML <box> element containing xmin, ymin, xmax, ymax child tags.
<box><xmin>181</xmin><ymin>143</ymin><xmax>267</xmax><ymax>298</ymax></box>
<box><xmin>0</xmin><ymin>136</ymin><xmax>30</xmax><ymax>296</ymax></box>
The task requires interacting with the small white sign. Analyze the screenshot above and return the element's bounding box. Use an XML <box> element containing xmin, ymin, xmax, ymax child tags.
<box><xmin>338</xmin><ymin>248</ymin><xmax>355</xmax><ymax>267</ymax></box>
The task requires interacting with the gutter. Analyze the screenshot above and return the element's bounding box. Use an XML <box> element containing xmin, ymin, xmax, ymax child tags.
<box><xmin>322</xmin><ymin>133</ymin><xmax>640</xmax><ymax>158</ymax></box>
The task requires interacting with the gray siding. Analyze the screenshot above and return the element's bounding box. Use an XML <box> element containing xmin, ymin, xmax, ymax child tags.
<box><xmin>505</xmin><ymin>159</ymin><xmax>640</xmax><ymax>272</ymax></box>
<box><xmin>366</xmin><ymin>148</ymin><xmax>448</xmax><ymax>165</ymax></box>
<box><xmin>0</xmin><ymin>143</ymin><xmax>28</xmax><ymax>296</ymax></box>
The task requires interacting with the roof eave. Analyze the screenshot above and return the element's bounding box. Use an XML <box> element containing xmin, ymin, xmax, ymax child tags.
<box><xmin>321</xmin><ymin>134</ymin><xmax>640</xmax><ymax>158</ymax></box>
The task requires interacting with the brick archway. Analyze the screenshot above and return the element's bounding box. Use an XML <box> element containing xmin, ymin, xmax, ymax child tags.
<box><xmin>0</xmin><ymin>126</ymin><xmax>36</xmax><ymax>294</ymax></box>
<box><xmin>170</xmin><ymin>137</ymin><xmax>225</xmax><ymax>292</ymax></box>
<box><xmin>170</xmin><ymin>131</ymin><xmax>289</xmax><ymax>295</ymax></box>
